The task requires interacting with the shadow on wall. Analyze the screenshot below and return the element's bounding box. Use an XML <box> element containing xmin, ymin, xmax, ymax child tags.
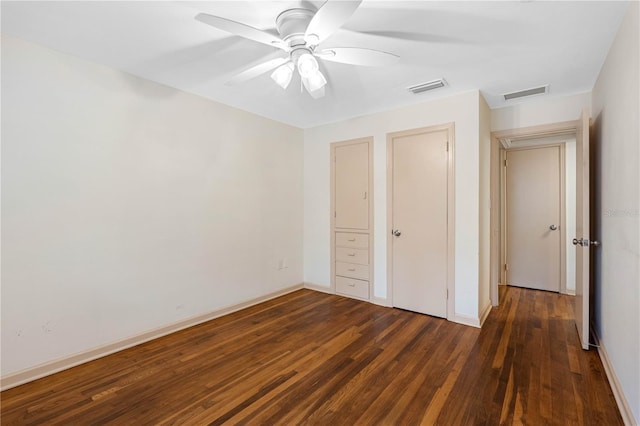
<box><xmin>128</xmin><ymin>37</ymin><xmax>274</xmax><ymax>90</ymax></box>
<box><xmin>590</xmin><ymin>110</ymin><xmax>603</xmax><ymax>337</ymax></box>
<box><xmin>115</xmin><ymin>72</ymin><xmax>179</xmax><ymax>99</ymax></box>
<box><xmin>114</xmin><ymin>37</ymin><xmax>270</xmax><ymax>97</ymax></box>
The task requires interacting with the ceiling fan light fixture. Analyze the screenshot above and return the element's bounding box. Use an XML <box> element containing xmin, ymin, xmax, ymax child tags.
<box><xmin>197</xmin><ymin>2</ymin><xmax>398</xmax><ymax>100</ymax></box>
<box><xmin>303</xmin><ymin>70</ymin><xmax>327</xmax><ymax>92</ymax></box>
<box><xmin>308</xmin><ymin>85</ymin><xmax>326</xmax><ymax>99</ymax></box>
<box><xmin>271</xmin><ymin>62</ymin><xmax>294</xmax><ymax>89</ymax></box>
<box><xmin>297</xmin><ymin>53</ymin><xmax>319</xmax><ymax>78</ymax></box>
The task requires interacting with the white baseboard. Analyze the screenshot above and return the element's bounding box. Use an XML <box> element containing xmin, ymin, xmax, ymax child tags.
<box><xmin>592</xmin><ymin>330</ymin><xmax>637</xmax><ymax>426</ymax></box>
<box><xmin>450</xmin><ymin>312</ymin><xmax>482</xmax><ymax>328</ymax></box>
<box><xmin>304</xmin><ymin>282</ymin><xmax>391</xmax><ymax>308</ymax></box>
<box><xmin>306</xmin><ymin>281</ymin><xmax>497</xmax><ymax>333</ymax></box>
<box><xmin>566</xmin><ymin>289</ymin><xmax>576</xmax><ymax>296</ymax></box>
<box><xmin>305</xmin><ymin>283</ymin><xmax>488</xmax><ymax>329</ymax></box>
<box><xmin>371</xmin><ymin>296</ymin><xmax>390</xmax><ymax>307</ymax></box>
<box><xmin>479</xmin><ymin>301</ymin><xmax>492</xmax><ymax>327</ymax></box>
<box><xmin>304</xmin><ymin>281</ymin><xmax>333</xmax><ymax>294</ymax></box>
<box><xmin>0</xmin><ymin>283</ymin><xmax>304</xmax><ymax>391</ymax></box>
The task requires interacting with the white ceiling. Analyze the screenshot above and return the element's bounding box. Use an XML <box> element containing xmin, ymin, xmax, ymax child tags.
<box><xmin>1</xmin><ymin>1</ymin><xmax>629</xmax><ymax>128</ymax></box>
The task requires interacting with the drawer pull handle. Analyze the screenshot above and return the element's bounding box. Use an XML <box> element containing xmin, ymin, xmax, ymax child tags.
<box><xmin>348</xmin><ymin>283</ymin><xmax>356</xmax><ymax>287</ymax></box>
<box><xmin>347</xmin><ymin>253</ymin><xmax>356</xmax><ymax>256</ymax></box>
<box><xmin>347</xmin><ymin>238</ymin><xmax>356</xmax><ymax>242</ymax></box>
<box><xmin>347</xmin><ymin>268</ymin><xmax>356</xmax><ymax>271</ymax></box>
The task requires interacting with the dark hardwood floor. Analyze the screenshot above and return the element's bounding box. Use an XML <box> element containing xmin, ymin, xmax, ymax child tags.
<box><xmin>1</xmin><ymin>286</ymin><xmax>622</xmax><ymax>425</ymax></box>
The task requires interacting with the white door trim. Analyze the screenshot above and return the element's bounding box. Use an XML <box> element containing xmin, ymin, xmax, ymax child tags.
<box><xmin>386</xmin><ymin>123</ymin><xmax>455</xmax><ymax>320</ymax></box>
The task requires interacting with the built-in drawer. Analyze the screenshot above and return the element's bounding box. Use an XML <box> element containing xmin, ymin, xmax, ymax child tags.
<box><xmin>336</xmin><ymin>276</ymin><xmax>369</xmax><ymax>300</ymax></box>
<box><xmin>335</xmin><ymin>247</ymin><xmax>369</xmax><ymax>265</ymax></box>
<box><xmin>335</xmin><ymin>261</ymin><xmax>370</xmax><ymax>280</ymax></box>
<box><xmin>335</xmin><ymin>232</ymin><xmax>369</xmax><ymax>249</ymax></box>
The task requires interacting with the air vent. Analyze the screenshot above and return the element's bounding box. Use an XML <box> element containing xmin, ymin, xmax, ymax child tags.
<box><xmin>407</xmin><ymin>78</ymin><xmax>447</xmax><ymax>94</ymax></box>
<box><xmin>503</xmin><ymin>85</ymin><xmax>549</xmax><ymax>101</ymax></box>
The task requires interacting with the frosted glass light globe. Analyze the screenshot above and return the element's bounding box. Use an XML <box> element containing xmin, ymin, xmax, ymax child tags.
<box><xmin>297</xmin><ymin>53</ymin><xmax>319</xmax><ymax>78</ymax></box>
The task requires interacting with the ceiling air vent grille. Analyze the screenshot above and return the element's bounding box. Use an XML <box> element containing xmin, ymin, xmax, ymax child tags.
<box><xmin>407</xmin><ymin>78</ymin><xmax>447</xmax><ymax>94</ymax></box>
<box><xmin>503</xmin><ymin>85</ymin><xmax>549</xmax><ymax>101</ymax></box>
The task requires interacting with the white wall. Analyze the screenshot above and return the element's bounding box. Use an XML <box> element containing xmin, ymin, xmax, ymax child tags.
<box><xmin>491</xmin><ymin>92</ymin><xmax>591</xmax><ymax>132</ymax></box>
<box><xmin>1</xmin><ymin>36</ymin><xmax>304</xmax><ymax>377</ymax></box>
<box><xmin>591</xmin><ymin>2</ymin><xmax>639</xmax><ymax>422</ymax></box>
<box><xmin>304</xmin><ymin>91</ymin><xmax>482</xmax><ymax>320</ymax></box>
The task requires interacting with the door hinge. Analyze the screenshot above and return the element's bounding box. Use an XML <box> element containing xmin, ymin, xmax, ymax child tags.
<box><xmin>504</xmin><ymin>159</ymin><xmax>508</xmax><ymax>167</ymax></box>
<box><xmin>334</xmin><ymin>211</ymin><xmax>336</xmax><ymax>218</ymax></box>
<box><xmin>504</xmin><ymin>264</ymin><xmax>509</xmax><ymax>271</ymax></box>
<box><xmin>446</xmin><ymin>141</ymin><xmax>449</xmax><ymax>152</ymax></box>
<box><xmin>446</xmin><ymin>288</ymin><xmax>448</xmax><ymax>299</ymax></box>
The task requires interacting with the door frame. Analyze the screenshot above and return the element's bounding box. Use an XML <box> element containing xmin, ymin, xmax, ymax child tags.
<box><xmin>501</xmin><ymin>143</ymin><xmax>567</xmax><ymax>294</ymax></box>
<box><xmin>386</xmin><ymin>123</ymin><xmax>455</xmax><ymax>320</ymax></box>
<box><xmin>490</xmin><ymin>120</ymin><xmax>579</xmax><ymax>306</ymax></box>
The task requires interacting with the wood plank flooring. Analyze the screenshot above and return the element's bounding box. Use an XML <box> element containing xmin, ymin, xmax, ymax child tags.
<box><xmin>1</xmin><ymin>286</ymin><xmax>623</xmax><ymax>425</ymax></box>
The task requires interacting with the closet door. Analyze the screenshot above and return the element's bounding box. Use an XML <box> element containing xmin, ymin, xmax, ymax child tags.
<box><xmin>331</xmin><ymin>138</ymin><xmax>373</xmax><ymax>301</ymax></box>
<box><xmin>334</xmin><ymin>142</ymin><xmax>369</xmax><ymax>230</ymax></box>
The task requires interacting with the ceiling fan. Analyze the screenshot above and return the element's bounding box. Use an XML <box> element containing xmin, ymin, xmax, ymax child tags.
<box><xmin>195</xmin><ymin>1</ymin><xmax>399</xmax><ymax>98</ymax></box>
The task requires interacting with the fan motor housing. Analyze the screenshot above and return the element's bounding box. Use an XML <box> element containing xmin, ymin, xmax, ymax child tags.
<box><xmin>276</xmin><ymin>8</ymin><xmax>314</xmax><ymax>45</ymax></box>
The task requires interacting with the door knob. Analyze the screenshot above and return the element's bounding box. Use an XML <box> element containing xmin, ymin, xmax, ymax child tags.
<box><xmin>549</xmin><ymin>224</ymin><xmax>558</xmax><ymax>231</ymax></box>
<box><xmin>392</xmin><ymin>229</ymin><xmax>401</xmax><ymax>237</ymax></box>
<box><xmin>573</xmin><ymin>238</ymin><xmax>600</xmax><ymax>247</ymax></box>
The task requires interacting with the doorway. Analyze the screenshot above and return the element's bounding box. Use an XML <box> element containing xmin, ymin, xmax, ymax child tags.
<box><xmin>491</xmin><ymin>124</ymin><xmax>579</xmax><ymax>305</ymax></box>
<box><xmin>386</xmin><ymin>123</ymin><xmax>454</xmax><ymax>318</ymax></box>
<box><xmin>490</xmin><ymin>112</ymin><xmax>592</xmax><ymax>350</ymax></box>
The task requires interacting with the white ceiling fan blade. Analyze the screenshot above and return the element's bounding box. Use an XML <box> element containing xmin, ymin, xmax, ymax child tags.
<box><xmin>304</xmin><ymin>1</ymin><xmax>363</xmax><ymax>45</ymax></box>
<box><xmin>315</xmin><ymin>47</ymin><xmax>399</xmax><ymax>67</ymax></box>
<box><xmin>226</xmin><ymin>57</ymin><xmax>289</xmax><ymax>86</ymax></box>
<box><xmin>196</xmin><ymin>13</ymin><xmax>287</xmax><ymax>50</ymax></box>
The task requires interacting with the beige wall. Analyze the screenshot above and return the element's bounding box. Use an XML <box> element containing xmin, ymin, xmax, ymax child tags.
<box><xmin>591</xmin><ymin>2</ymin><xmax>639</xmax><ymax>422</ymax></box>
<box><xmin>479</xmin><ymin>94</ymin><xmax>491</xmax><ymax>315</ymax></box>
<box><xmin>1</xmin><ymin>36</ymin><xmax>304</xmax><ymax>377</ymax></box>
<box><xmin>491</xmin><ymin>92</ymin><xmax>591</xmax><ymax>132</ymax></box>
<box><xmin>304</xmin><ymin>91</ymin><xmax>483</xmax><ymax>323</ymax></box>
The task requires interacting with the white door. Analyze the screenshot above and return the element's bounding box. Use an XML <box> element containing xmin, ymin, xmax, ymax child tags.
<box><xmin>390</xmin><ymin>128</ymin><xmax>449</xmax><ymax>318</ymax></box>
<box><xmin>505</xmin><ymin>146</ymin><xmax>562</xmax><ymax>291</ymax></box>
<box><xmin>574</xmin><ymin>109</ymin><xmax>592</xmax><ymax>350</ymax></box>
